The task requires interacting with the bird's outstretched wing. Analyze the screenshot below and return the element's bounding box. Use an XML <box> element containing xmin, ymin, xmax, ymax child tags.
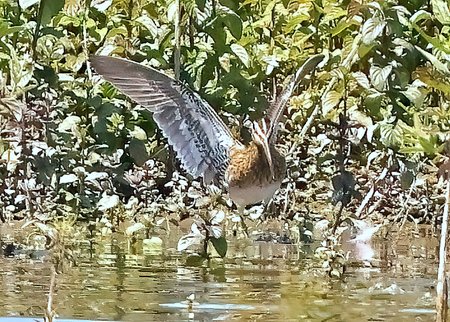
<box><xmin>266</xmin><ymin>54</ymin><xmax>324</xmax><ymax>143</ymax></box>
<box><xmin>90</xmin><ymin>56</ymin><xmax>238</xmax><ymax>184</ymax></box>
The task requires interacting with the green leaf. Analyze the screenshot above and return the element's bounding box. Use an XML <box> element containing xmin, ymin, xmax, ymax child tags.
<box><xmin>431</xmin><ymin>0</ymin><xmax>450</xmax><ymax>25</ymax></box>
<box><xmin>0</xmin><ymin>52</ymin><xmax>9</xmax><ymax>60</ymax></box>
<box><xmin>400</xmin><ymin>170</ymin><xmax>414</xmax><ymax>189</ymax></box>
<box><xmin>284</xmin><ymin>14</ymin><xmax>310</xmax><ymax>33</ymax></box>
<box><xmin>185</xmin><ymin>254</ymin><xmax>206</xmax><ymax>266</ymax></box>
<box><xmin>38</xmin><ymin>0</ymin><xmax>65</xmax><ymax>26</ymax></box>
<box><xmin>418</xmin><ymin>136</ymin><xmax>437</xmax><ymax>155</ymax></box>
<box><xmin>195</xmin><ymin>0</ymin><xmax>206</xmax><ymax>11</ymax></box>
<box><xmin>358</xmin><ymin>43</ymin><xmax>375</xmax><ymax>59</ymax></box>
<box><xmin>219</xmin><ymin>9</ymin><xmax>242</xmax><ymax>40</ymax></box>
<box><xmin>210</xmin><ymin>237</ymin><xmax>227</xmax><ymax>258</ymax></box>
<box><xmin>58</xmin><ymin>15</ymin><xmax>81</xmax><ymax>27</ymax></box>
<box><xmin>415</xmin><ymin>46</ymin><xmax>450</xmax><ymax>75</ymax></box>
<box><xmin>0</xmin><ymin>24</ymin><xmax>24</xmax><ymax>38</ymax></box>
<box><xmin>230</xmin><ymin>43</ymin><xmax>249</xmax><ymax>68</ymax></box>
<box><xmin>331</xmin><ymin>20</ymin><xmax>356</xmax><ymax>37</ymax></box>
<box><xmin>416</xmin><ymin>69</ymin><xmax>450</xmax><ymax>95</ymax></box>
<box><xmin>129</xmin><ymin>138</ymin><xmax>149</xmax><ymax>166</ymax></box>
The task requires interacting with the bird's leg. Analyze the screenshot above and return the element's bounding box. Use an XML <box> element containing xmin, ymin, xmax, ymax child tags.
<box><xmin>237</xmin><ymin>205</ymin><xmax>249</xmax><ymax>237</ymax></box>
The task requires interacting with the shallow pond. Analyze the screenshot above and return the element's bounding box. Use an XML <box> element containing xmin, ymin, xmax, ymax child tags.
<box><xmin>0</xmin><ymin>224</ymin><xmax>442</xmax><ymax>321</ymax></box>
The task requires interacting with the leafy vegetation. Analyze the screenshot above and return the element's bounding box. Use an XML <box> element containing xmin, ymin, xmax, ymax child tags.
<box><xmin>0</xmin><ymin>0</ymin><xmax>449</xmax><ymax>272</ymax></box>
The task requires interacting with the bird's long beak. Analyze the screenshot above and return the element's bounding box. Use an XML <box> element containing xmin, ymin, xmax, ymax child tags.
<box><xmin>261</xmin><ymin>136</ymin><xmax>275</xmax><ymax>180</ymax></box>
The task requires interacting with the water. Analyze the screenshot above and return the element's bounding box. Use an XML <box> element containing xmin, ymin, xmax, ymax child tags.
<box><xmin>0</xmin><ymin>224</ymin><xmax>441</xmax><ymax>321</ymax></box>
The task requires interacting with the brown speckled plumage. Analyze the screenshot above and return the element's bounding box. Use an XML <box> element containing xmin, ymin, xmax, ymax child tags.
<box><xmin>91</xmin><ymin>54</ymin><xmax>323</xmax><ymax>208</ymax></box>
<box><xmin>226</xmin><ymin>143</ymin><xmax>286</xmax><ymax>188</ymax></box>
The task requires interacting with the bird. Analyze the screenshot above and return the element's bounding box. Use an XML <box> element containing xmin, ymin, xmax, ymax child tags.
<box><xmin>90</xmin><ymin>54</ymin><xmax>323</xmax><ymax>211</ymax></box>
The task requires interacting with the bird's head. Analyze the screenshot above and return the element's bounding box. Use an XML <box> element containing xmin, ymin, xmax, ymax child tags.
<box><xmin>251</xmin><ymin>118</ymin><xmax>275</xmax><ymax>179</ymax></box>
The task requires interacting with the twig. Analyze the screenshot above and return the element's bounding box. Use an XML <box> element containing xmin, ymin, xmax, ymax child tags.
<box><xmin>83</xmin><ymin>1</ymin><xmax>92</xmax><ymax>80</ymax></box>
<box><xmin>44</xmin><ymin>264</ymin><xmax>57</xmax><ymax>322</ymax></box>
<box><xmin>436</xmin><ymin>179</ymin><xmax>449</xmax><ymax>322</ymax></box>
<box><xmin>174</xmin><ymin>0</ymin><xmax>181</xmax><ymax>80</ymax></box>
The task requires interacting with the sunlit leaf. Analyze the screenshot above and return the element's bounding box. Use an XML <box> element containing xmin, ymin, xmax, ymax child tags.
<box><xmin>177</xmin><ymin>233</ymin><xmax>202</xmax><ymax>251</ymax></box>
<box><xmin>230</xmin><ymin>43</ymin><xmax>249</xmax><ymax>68</ymax></box>
<box><xmin>331</xmin><ymin>20</ymin><xmax>356</xmax><ymax>37</ymax></box>
<box><xmin>431</xmin><ymin>0</ymin><xmax>450</xmax><ymax>25</ymax></box>
<box><xmin>177</xmin><ymin>223</ymin><xmax>205</xmax><ymax>251</ymax></box>
<box><xmin>219</xmin><ymin>53</ymin><xmax>231</xmax><ymax>72</ymax></box>
<box><xmin>129</xmin><ymin>126</ymin><xmax>147</xmax><ymax>140</ymax></box>
<box><xmin>262</xmin><ymin>55</ymin><xmax>279</xmax><ymax>75</ymax></box>
<box><xmin>401</xmin><ymin>79</ymin><xmax>427</xmax><ymax>107</ymax></box>
<box><xmin>126</xmin><ymin>222</ymin><xmax>145</xmax><ymax>235</ymax></box>
<box><xmin>58</xmin><ymin>115</ymin><xmax>81</xmax><ymax>132</ymax></box>
<box><xmin>195</xmin><ymin>196</ymin><xmax>211</xmax><ymax>208</ymax></box>
<box><xmin>322</xmin><ymin>90</ymin><xmax>342</xmax><ymax>114</ymax></box>
<box><xmin>415</xmin><ymin>67</ymin><xmax>450</xmax><ymax>95</ymax></box>
<box><xmin>136</xmin><ymin>15</ymin><xmax>158</xmax><ymax>38</ymax></box>
<box><xmin>284</xmin><ymin>13</ymin><xmax>310</xmax><ymax>33</ymax></box>
<box><xmin>369</xmin><ymin>64</ymin><xmax>392</xmax><ymax>91</ymax></box>
<box><xmin>410</xmin><ymin>10</ymin><xmax>432</xmax><ymax>24</ymax></box>
<box><xmin>143</xmin><ymin>237</ymin><xmax>163</xmax><ymax>255</ymax></box>
<box><xmin>415</xmin><ymin>46</ymin><xmax>450</xmax><ymax>75</ymax></box>
<box><xmin>92</xmin><ymin>0</ymin><xmax>112</xmax><ymax>11</ymax></box>
<box><xmin>419</xmin><ymin>136</ymin><xmax>437</xmax><ymax>155</ymax></box>
<box><xmin>98</xmin><ymin>194</ymin><xmax>120</xmax><ymax>211</ymax></box>
<box><xmin>85</xmin><ymin>171</ymin><xmax>108</xmax><ymax>182</ymax></box>
<box><xmin>379</xmin><ymin>123</ymin><xmax>403</xmax><ymax>147</ymax></box>
<box><xmin>0</xmin><ymin>97</ymin><xmax>24</xmax><ymax>122</ymax></box>
<box><xmin>352</xmin><ymin>71</ymin><xmax>371</xmax><ymax>89</ymax></box>
<box><xmin>18</xmin><ymin>0</ymin><xmax>39</xmax><ymax>9</ymax></box>
<box><xmin>59</xmin><ymin>174</ymin><xmax>78</xmax><ymax>184</ymax></box>
<box><xmin>361</xmin><ymin>16</ymin><xmax>386</xmax><ymax>45</ymax></box>
<box><xmin>210</xmin><ymin>210</ymin><xmax>225</xmax><ymax>225</ymax></box>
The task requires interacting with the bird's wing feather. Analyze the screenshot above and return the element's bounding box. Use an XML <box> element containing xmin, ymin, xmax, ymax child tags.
<box><xmin>267</xmin><ymin>54</ymin><xmax>324</xmax><ymax>142</ymax></box>
<box><xmin>90</xmin><ymin>55</ymin><xmax>238</xmax><ymax>184</ymax></box>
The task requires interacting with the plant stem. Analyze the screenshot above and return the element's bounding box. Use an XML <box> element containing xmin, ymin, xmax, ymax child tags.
<box><xmin>436</xmin><ymin>179</ymin><xmax>449</xmax><ymax>322</ymax></box>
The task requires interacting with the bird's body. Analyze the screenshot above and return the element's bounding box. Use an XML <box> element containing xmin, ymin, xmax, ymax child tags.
<box><xmin>226</xmin><ymin>141</ymin><xmax>286</xmax><ymax>207</ymax></box>
<box><xmin>90</xmin><ymin>54</ymin><xmax>323</xmax><ymax>209</ymax></box>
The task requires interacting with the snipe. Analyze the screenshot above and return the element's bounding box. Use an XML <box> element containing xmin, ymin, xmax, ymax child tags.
<box><xmin>90</xmin><ymin>54</ymin><xmax>323</xmax><ymax>210</ymax></box>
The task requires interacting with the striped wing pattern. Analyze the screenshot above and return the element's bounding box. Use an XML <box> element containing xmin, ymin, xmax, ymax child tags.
<box><xmin>266</xmin><ymin>54</ymin><xmax>324</xmax><ymax>143</ymax></box>
<box><xmin>90</xmin><ymin>56</ymin><xmax>238</xmax><ymax>184</ymax></box>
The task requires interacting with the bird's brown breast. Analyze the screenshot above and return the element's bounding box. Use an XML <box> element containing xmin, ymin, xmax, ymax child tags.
<box><xmin>226</xmin><ymin>142</ymin><xmax>286</xmax><ymax>189</ymax></box>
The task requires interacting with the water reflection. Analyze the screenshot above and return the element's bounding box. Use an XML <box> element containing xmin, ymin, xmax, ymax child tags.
<box><xmin>0</xmin><ymin>224</ymin><xmax>441</xmax><ymax>321</ymax></box>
